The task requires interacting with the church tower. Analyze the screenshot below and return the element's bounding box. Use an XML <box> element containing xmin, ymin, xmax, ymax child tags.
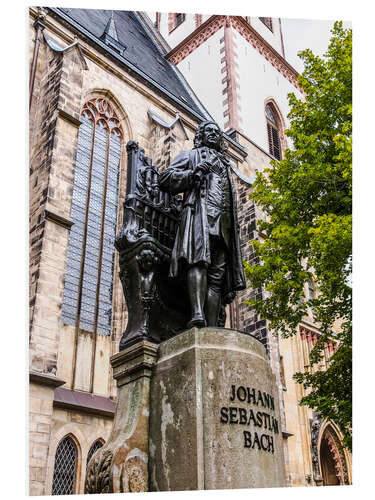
<box><xmin>152</xmin><ymin>13</ymin><xmax>303</xmax><ymax>159</ymax></box>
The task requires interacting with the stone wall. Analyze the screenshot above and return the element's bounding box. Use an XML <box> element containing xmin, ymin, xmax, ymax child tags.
<box><xmin>29</xmin><ymin>39</ymin><xmax>61</xmax><ymax>341</ymax></box>
<box><xmin>29</xmin><ymin>28</ymin><xmax>85</xmax><ymax>376</ymax></box>
<box><xmin>231</xmin><ymin>132</ymin><xmax>273</xmax><ymax>354</ymax></box>
<box><xmin>29</xmin><ymin>382</ymin><xmax>55</xmax><ymax>496</ymax></box>
<box><xmin>279</xmin><ymin>333</ymin><xmax>316</xmax><ymax>486</ymax></box>
<box><xmin>236</xmin><ymin>184</ymin><xmax>267</xmax><ymax>346</ymax></box>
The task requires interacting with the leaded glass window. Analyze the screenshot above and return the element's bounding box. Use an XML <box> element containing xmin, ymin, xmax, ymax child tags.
<box><xmin>62</xmin><ymin>98</ymin><xmax>123</xmax><ymax>336</ymax></box>
<box><xmin>266</xmin><ymin>103</ymin><xmax>281</xmax><ymax>160</ymax></box>
<box><xmin>86</xmin><ymin>439</ymin><xmax>104</xmax><ymax>467</ymax></box>
<box><xmin>51</xmin><ymin>436</ymin><xmax>78</xmax><ymax>495</ymax></box>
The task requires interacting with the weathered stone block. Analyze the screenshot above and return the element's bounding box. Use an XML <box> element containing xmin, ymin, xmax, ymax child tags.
<box><xmin>149</xmin><ymin>327</ymin><xmax>286</xmax><ymax>491</ymax></box>
<box><xmin>85</xmin><ymin>341</ymin><xmax>159</xmax><ymax>494</ymax></box>
<box><xmin>32</xmin><ymin>443</ymin><xmax>49</xmax><ymax>459</ymax></box>
<box><xmin>29</xmin><ymin>481</ymin><xmax>44</xmax><ymax>496</ymax></box>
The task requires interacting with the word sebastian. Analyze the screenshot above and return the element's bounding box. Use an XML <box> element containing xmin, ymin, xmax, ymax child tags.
<box><xmin>220</xmin><ymin>384</ymin><xmax>279</xmax><ymax>453</ymax></box>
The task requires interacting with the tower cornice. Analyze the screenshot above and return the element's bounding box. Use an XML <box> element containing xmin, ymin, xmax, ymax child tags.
<box><xmin>167</xmin><ymin>15</ymin><xmax>226</xmax><ymax>64</ymax></box>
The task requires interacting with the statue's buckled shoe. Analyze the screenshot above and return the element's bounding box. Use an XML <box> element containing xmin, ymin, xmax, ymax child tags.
<box><xmin>187</xmin><ymin>315</ymin><xmax>206</xmax><ymax>329</ymax></box>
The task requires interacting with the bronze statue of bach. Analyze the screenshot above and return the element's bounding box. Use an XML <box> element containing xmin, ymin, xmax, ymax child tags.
<box><xmin>159</xmin><ymin>121</ymin><xmax>246</xmax><ymax>328</ymax></box>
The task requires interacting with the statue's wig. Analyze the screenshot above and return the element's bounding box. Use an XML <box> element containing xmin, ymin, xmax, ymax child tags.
<box><xmin>193</xmin><ymin>121</ymin><xmax>226</xmax><ymax>151</ymax></box>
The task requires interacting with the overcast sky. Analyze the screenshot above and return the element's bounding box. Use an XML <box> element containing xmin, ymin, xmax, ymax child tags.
<box><xmin>281</xmin><ymin>18</ymin><xmax>352</xmax><ymax>74</ymax></box>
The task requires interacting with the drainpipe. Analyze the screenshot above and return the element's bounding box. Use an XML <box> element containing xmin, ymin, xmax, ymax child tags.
<box><xmin>29</xmin><ymin>10</ymin><xmax>46</xmax><ymax>110</ymax></box>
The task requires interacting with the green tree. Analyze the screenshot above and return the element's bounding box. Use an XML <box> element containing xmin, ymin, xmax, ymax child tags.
<box><xmin>244</xmin><ymin>22</ymin><xmax>352</xmax><ymax>449</ymax></box>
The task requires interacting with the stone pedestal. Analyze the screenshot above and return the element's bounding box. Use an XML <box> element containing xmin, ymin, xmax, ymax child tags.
<box><xmin>85</xmin><ymin>341</ymin><xmax>158</xmax><ymax>494</ymax></box>
<box><xmin>149</xmin><ymin>327</ymin><xmax>286</xmax><ymax>491</ymax></box>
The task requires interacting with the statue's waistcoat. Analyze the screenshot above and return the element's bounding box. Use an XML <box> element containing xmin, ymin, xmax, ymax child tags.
<box><xmin>205</xmin><ymin>149</ymin><xmax>232</xmax><ymax>247</ymax></box>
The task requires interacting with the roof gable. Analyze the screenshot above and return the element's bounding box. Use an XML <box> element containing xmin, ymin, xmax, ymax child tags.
<box><xmin>54</xmin><ymin>8</ymin><xmax>210</xmax><ymax>120</ymax></box>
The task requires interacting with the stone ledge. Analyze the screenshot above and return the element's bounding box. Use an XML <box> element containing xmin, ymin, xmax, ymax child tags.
<box><xmin>111</xmin><ymin>340</ymin><xmax>159</xmax><ymax>386</ymax></box>
<box><xmin>29</xmin><ymin>371</ymin><xmax>66</xmax><ymax>388</ymax></box>
<box><xmin>157</xmin><ymin>327</ymin><xmax>268</xmax><ymax>364</ymax></box>
<box><xmin>53</xmin><ymin>387</ymin><xmax>116</xmax><ymax>418</ymax></box>
<box><xmin>58</xmin><ymin>107</ymin><xmax>82</xmax><ymax>127</ymax></box>
<box><xmin>45</xmin><ymin>209</ymin><xmax>74</xmax><ymax>230</ymax></box>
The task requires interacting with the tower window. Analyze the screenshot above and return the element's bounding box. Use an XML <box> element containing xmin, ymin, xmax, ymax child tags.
<box><xmin>51</xmin><ymin>436</ymin><xmax>78</xmax><ymax>495</ymax></box>
<box><xmin>265</xmin><ymin>103</ymin><xmax>281</xmax><ymax>160</ymax></box>
<box><xmin>61</xmin><ymin>98</ymin><xmax>123</xmax><ymax>336</ymax></box>
<box><xmin>260</xmin><ymin>17</ymin><xmax>273</xmax><ymax>32</ymax></box>
<box><xmin>155</xmin><ymin>12</ymin><xmax>161</xmax><ymax>30</ymax></box>
<box><xmin>169</xmin><ymin>13</ymin><xmax>186</xmax><ymax>33</ymax></box>
<box><xmin>176</xmin><ymin>13</ymin><xmax>186</xmax><ymax>27</ymax></box>
<box><xmin>195</xmin><ymin>14</ymin><xmax>203</xmax><ymax>28</ymax></box>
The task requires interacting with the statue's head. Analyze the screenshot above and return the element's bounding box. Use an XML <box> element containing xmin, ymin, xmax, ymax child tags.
<box><xmin>194</xmin><ymin>121</ymin><xmax>224</xmax><ymax>151</ymax></box>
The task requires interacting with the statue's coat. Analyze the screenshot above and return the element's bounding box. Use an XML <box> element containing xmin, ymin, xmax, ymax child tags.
<box><xmin>159</xmin><ymin>146</ymin><xmax>246</xmax><ymax>301</ymax></box>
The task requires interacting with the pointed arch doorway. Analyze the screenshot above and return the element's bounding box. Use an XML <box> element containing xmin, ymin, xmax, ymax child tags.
<box><xmin>319</xmin><ymin>425</ymin><xmax>350</xmax><ymax>486</ymax></box>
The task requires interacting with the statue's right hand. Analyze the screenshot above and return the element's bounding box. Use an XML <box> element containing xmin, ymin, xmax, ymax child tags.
<box><xmin>194</xmin><ymin>161</ymin><xmax>211</xmax><ymax>175</ymax></box>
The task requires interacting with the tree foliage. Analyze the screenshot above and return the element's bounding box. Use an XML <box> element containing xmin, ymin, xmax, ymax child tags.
<box><xmin>244</xmin><ymin>22</ymin><xmax>352</xmax><ymax>449</ymax></box>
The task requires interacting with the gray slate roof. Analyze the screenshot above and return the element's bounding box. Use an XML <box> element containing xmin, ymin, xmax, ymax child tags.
<box><xmin>50</xmin><ymin>8</ymin><xmax>211</xmax><ymax>121</ymax></box>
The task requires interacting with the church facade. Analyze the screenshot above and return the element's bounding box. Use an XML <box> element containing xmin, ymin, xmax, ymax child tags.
<box><xmin>28</xmin><ymin>7</ymin><xmax>351</xmax><ymax>495</ymax></box>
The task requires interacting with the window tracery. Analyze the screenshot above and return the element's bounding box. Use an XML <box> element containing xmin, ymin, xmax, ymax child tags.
<box><xmin>61</xmin><ymin>97</ymin><xmax>123</xmax><ymax>336</ymax></box>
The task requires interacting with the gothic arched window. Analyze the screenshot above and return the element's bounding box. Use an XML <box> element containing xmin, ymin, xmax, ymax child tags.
<box><xmin>61</xmin><ymin>98</ymin><xmax>123</xmax><ymax>336</ymax></box>
<box><xmin>265</xmin><ymin>103</ymin><xmax>282</xmax><ymax>160</ymax></box>
<box><xmin>86</xmin><ymin>439</ymin><xmax>104</xmax><ymax>467</ymax></box>
<box><xmin>51</xmin><ymin>436</ymin><xmax>78</xmax><ymax>495</ymax></box>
